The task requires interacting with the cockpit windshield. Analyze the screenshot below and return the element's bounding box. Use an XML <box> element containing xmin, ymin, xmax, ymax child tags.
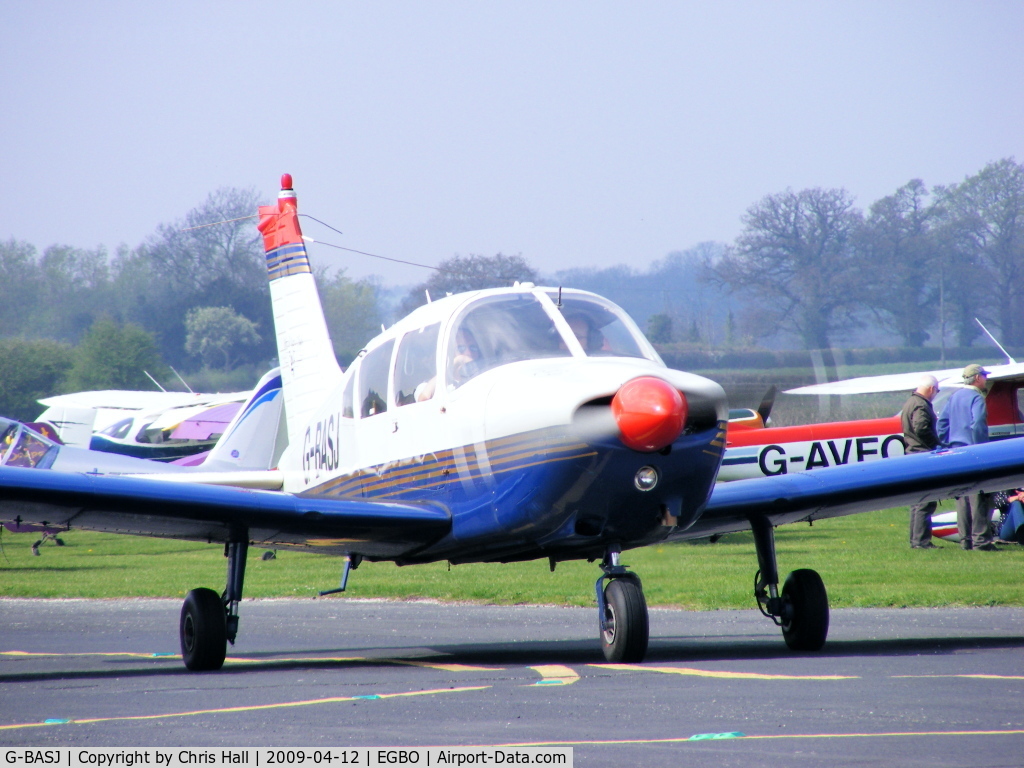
<box><xmin>547</xmin><ymin>291</ymin><xmax>652</xmax><ymax>360</ymax></box>
<box><xmin>0</xmin><ymin>418</ymin><xmax>58</xmax><ymax>469</ymax></box>
<box><xmin>446</xmin><ymin>293</ymin><xmax>570</xmax><ymax>388</ymax></box>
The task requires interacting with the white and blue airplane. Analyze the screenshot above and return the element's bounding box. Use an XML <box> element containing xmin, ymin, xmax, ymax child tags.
<box><xmin>3</xmin><ymin>175</ymin><xmax>1024</xmax><ymax>671</ymax></box>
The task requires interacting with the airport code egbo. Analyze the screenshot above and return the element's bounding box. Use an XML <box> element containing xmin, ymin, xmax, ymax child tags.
<box><xmin>3</xmin><ymin>750</ymin><xmax>572</xmax><ymax>767</ymax></box>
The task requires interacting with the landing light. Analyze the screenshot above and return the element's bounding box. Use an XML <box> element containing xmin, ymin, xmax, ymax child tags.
<box><xmin>634</xmin><ymin>466</ymin><xmax>659</xmax><ymax>491</ymax></box>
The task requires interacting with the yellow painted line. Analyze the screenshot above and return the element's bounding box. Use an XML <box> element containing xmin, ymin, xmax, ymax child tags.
<box><xmin>2</xmin><ymin>650</ymin><xmax>177</xmax><ymax>659</ymax></box>
<box><xmin>389</xmin><ymin>660</ymin><xmax>505</xmax><ymax>672</ymax></box>
<box><xmin>0</xmin><ymin>685</ymin><xmax>490</xmax><ymax>732</ymax></box>
<box><xmin>592</xmin><ymin>663</ymin><xmax>857</xmax><ymax>680</ymax></box>
<box><xmin>223</xmin><ymin>655</ymin><xmax>366</xmax><ymax>665</ymax></box>
<box><xmin>483</xmin><ymin>728</ymin><xmax>1024</xmax><ymax>748</ymax></box>
<box><xmin>529</xmin><ymin>665</ymin><xmax>580</xmax><ymax>686</ymax></box>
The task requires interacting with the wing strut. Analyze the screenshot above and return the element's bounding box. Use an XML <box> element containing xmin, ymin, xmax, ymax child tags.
<box><xmin>751</xmin><ymin>515</ymin><xmax>782</xmax><ymax>619</ymax></box>
<box><xmin>224</xmin><ymin>537</ymin><xmax>248</xmax><ymax>643</ymax></box>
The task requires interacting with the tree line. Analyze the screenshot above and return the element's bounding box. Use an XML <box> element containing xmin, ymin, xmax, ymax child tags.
<box><xmin>2</xmin><ymin>157</ymin><xmax>1019</xmax><ymax>420</ymax></box>
<box><xmin>0</xmin><ymin>188</ymin><xmax>384</xmax><ymax>419</ymax></box>
<box><xmin>707</xmin><ymin>158</ymin><xmax>1024</xmax><ymax>350</ymax></box>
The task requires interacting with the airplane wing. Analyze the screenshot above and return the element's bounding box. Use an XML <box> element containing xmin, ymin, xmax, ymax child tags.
<box><xmin>784</xmin><ymin>361</ymin><xmax>1024</xmax><ymax>396</ymax></box>
<box><xmin>0</xmin><ymin>465</ymin><xmax>451</xmax><ymax>558</ymax></box>
<box><xmin>678</xmin><ymin>438</ymin><xmax>1024</xmax><ymax>540</ymax></box>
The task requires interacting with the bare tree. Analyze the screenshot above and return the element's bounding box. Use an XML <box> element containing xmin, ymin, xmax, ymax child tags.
<box><xmin>400</xmin><ymin>253</ymin><xmax>537</xmax><ymax>315</ymax></box>
<box><xmin>858</xmin><ymin>180</ymin><xmax>939</xmax><ymax>347</ymax></box>
<box><xmin>935</xmin><ymin>158</ymin><xmax>1024</xmax><ymax>346</ymax></box>
<box><xmin>708</xmin><ymin>188</ymin><xmax>864</xmax><ymax>350</ymax></box>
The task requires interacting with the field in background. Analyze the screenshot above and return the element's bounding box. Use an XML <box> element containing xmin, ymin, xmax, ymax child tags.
<box><xmin>3</xmin><ymin>502</ymin><xmax>1022</xmax><ymax>609</ymax></box>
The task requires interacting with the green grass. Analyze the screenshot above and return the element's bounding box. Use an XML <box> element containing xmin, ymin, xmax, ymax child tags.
<box><xmin>2</xmin><ymin>503</ymin><xmax>1022</xmax><ymax>608</ymax></box>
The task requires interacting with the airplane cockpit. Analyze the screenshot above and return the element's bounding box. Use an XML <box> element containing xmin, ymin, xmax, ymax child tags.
<box><xmin>443</xmin><ymin>289</ymin><xmax>657</xmax><ymax>390</ymax></box>
<box><xmin>0</xmin><ymin>418</ymin><xmax>58</xmax><ymax>469</ymax></box>
<box><xmin>338</xmin><ymin>286</ymin><xmax>664</xmax><ymax>433</ymax></box>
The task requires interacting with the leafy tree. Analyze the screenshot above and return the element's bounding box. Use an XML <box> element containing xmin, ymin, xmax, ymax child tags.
<box><xmin>708</xmin><ymin>188</ymin><xmax>864</xmax><ymax>350</ymax></box>
<box><xmin>65</xmin><ymin>317</ymin><xmax>166</xmax><ymax>391</ymax></box>
<box><xmin>647</xmin><ymin>313</ymin><xmax>673</xmax><ymax>344</ymax></box>
<box><xmin>37</xmin><ymin>244</ymin><xmax>114</xmax><ymax>343</ymax></box>
<box><xmin>126</xmin><ymin>188</ymin><xmax>272</xmax><ymax>367</ymax></box>
<box><xmin>400</xmin><ymin>254</ymin><xmax>537</xmax><ymax>315</ymax></box>
<box><xmin>0</xmin><ymin>338</ymin><xmax>74</xmax><ymax>421</ymax></box>
<box><xmin>935</xmin><ymin>158</ymin><xmax>1024</xmax><ymax>346</ymax></box>
<box><xmin>185</xmin><ymin>306</ymin><xmax>262</xmax><ymax>370</ymax></box>
<box><xmin>318</xmin><ymin>268</ymin><xmax>384</xmax><ymax>366</ymax></box>
<box><xmin>688</xmin><ymin>318</ymin><xmax>701</xmax><ymax>343</ymax></box>
<box><xmin>0</xmin><ymin>239</ymin><xmax>43</xmax><ymax>337</ymax></box>
<box><xmin>858</xmin><ymin>180</ymin><xmax>940</xmax><ymax>347</ymax></box>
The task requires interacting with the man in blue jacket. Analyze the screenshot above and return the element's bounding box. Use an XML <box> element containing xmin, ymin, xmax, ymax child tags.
<box><xmin>937</xmin><ymin>364</ymin><xmax>998</xmax><ymax>550</ymax></box>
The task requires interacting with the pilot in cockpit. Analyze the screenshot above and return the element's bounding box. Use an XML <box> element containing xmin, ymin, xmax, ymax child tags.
<box><xmin>415</xmin><ymin>327</ymin><xmax>480</xmax><ymax>401</ymax></box>
<box><xmin>450</xmin><ymin>327</ymin><xmax>482</xmax><ymax>385</ymax></box>
<box><xmin>564</xmin><ymin>312</ymin><xmax>603</xmax><ymax>354</ymax></box>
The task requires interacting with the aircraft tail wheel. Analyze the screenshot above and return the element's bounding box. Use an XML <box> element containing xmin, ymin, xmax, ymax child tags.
<box><xmin>180</xmin><ymin>588</ymin><xmax>228</xmax><ymax>671</ymax></box>
<box><xmin>781</xmin><ymin>569</ymin><xmax>829</xmax><ymax>651</ymax></box>
<box><xmin>601</xmin><ymin>577</ymin><xmax>649</xmax><ymax>663</ymax></box>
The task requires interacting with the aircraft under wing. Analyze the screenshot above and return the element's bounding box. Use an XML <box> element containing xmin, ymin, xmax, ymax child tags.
<box><xmin>785</xmin><ymin>361</ymin><xmax>1024</xmax><ymax>396</ymax></box>
<box><xmin>684</xmin><ymin>438</ymin><xmax>1024</xmax><ymax>540</ymax></box>
<box><xmin>0</xmin><ymin>465</ymin><xmax>451</xmax><ymax>559</ymax></box>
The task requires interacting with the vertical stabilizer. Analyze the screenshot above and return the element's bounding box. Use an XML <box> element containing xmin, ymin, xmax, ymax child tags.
<box><xmin>257</xmin><ymin>175</ymin><xmax>343</xmax><ymax>448</ymax></box>
<box><xmin>200</xmin><ymin>368</ymin><xmax>286</xmax><ymax>471</ymax></box>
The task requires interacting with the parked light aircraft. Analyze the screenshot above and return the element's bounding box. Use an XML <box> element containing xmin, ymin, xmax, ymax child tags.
<box><xmin>720</xmin><ymin>362</ymin><xmax>1024</xmax><ymax>482</ymax></box>
<box><xmin>3</xmin><ymin>175</ymin><xmax>1024</xmax><ymax>672</ymax></box>
<box><xmin>35</xmin><ymin>389</ymin><xmax>251</xmax><ymax>461</ymax></box>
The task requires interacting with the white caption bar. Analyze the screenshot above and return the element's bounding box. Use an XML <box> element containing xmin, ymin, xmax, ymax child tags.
<box><xmin>2</xmin><ymin>749</ymin><xmax>572</xmax><ymax>768</ymax></box>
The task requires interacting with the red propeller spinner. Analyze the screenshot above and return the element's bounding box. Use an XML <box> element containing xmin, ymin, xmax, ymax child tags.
<box><xmin>611</xmin><ymin>377</ymin><xmax>688</xmax><ymax>452</ymax></box>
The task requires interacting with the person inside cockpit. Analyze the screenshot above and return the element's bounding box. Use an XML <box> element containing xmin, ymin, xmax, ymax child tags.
<box><xmin>450</xmin><ymin>327</ymin><xmax>482</xmax><ymax>385</ymax></box>
<box><xmin>565</xmin><ymin>312</ymin><xmax>603</xmax><ymax>354</ymax></box>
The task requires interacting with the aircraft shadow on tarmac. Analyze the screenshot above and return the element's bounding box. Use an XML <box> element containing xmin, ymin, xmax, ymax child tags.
<box><xmin>3</xmin><ymin>633</ymin><xmax>1023</xmax><ymax>685</ymax></box>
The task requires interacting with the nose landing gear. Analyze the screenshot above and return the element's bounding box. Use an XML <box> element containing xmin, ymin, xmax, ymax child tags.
<box><xmin>596</xmin><ymin>546</ymin><xmax>649</xmax><ymax>662</ymax></box>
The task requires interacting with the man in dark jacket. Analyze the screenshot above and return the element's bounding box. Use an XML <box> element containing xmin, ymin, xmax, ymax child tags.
<box><xmin>937</xmin><ymin>363</ymin><xmax>997</xmax><ymax>550</ymax></box>
<box><xmin>901</xmin><ymin>375</ymin><xmax>939</xmax><ymax>548</ymax></box>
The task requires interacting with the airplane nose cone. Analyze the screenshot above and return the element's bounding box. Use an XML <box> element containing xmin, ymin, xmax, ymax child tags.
<box><xmin>611</xmin><ymin>376</ymin><xmax>688</xmax><ymax>452</ymax></box>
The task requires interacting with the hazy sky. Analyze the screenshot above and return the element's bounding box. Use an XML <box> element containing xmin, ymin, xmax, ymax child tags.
<box><xmin>3</xmin><ymin>2</ymin><xmax>1022</xmax><ymax>286</ymax></box>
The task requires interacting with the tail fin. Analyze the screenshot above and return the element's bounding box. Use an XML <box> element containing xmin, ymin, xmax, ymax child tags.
<box><xmin>200</xmin><ymin>367</ymin><xmax>287</xmax><ymax>471</ymax></box>
<box><xmin>257</xmin><ymin>175</ymin><xmax>343</xmax><ymax>448</ymax></box>
<box><xmin>32</xmin><ymin>406</ymin><xmax>96</xmax><ymax>448</ymax></box>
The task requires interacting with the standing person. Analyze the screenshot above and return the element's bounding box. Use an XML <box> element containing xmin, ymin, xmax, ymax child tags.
<box><xmin>901</xmin><ymin>374</ymin><xmax>940</xmax><ymax>549</ymax></box>
<box><xmin>937</xmin><ymin>364</ymin><xmax>998</xmax><ymax>551</ymax></box>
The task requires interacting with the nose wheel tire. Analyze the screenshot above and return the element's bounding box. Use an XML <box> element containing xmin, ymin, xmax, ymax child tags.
<box><xmin>781</xmin><ymin>569</ymin><xmax>829</xmax><ymax>651</ymax></box>
<box><xmin>601</xmin><ymin>578</ymin><xmax>649</xmax><ymax>663</ymax></box>
<box><xmin>180</xmin><ymin>588</ymin><xmax>228</xmax><ymax>671</ymax></box>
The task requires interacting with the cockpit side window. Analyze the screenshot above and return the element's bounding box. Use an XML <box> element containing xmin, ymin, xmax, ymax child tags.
<box><xmin>0</xmin><ymin>420</ymin><xmax>57</xmax><ymax>468</ymax></box>
<box><xmin>358</xmin><ymin>340</ymin><xmax>394</xmax><ymax>418</ymax></box>
<box><xmin>395</xmin><ymin>323</ymin><xmax>440</xmax><ymax>406</ymax></box>
<box><xmin>446</xmin><ymin>295</ymin><xmax>570</xmax><ymax>389</ymax></box>
<box><xmin>101</xmin><ymin>417</ymin><xmax>134</xmax><ymax>440</ymax></box>
<box><xmin>549</xmin><ymin>293</ymin><xmax>649</xmax><ymax>359</ymax></box>
<box><xmin>341</xmin><ymin>371</ymin><xmax>355</xmax><ymax>419</ymax></box>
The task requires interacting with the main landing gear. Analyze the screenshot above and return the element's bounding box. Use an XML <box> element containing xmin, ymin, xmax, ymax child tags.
<box><xmin>750</xmin><ymin>515</ymin><xmax>829</xmax><ymax>651</ymax></box>
<box><xmin>596</xmin><ymin>546</ymin><xmax>649</xmax><ymax>663</ymax></box>
<box><xmin>180</xmin><ymin>538</ymin><xmax>248</xmax><ymax>671</ymax></box>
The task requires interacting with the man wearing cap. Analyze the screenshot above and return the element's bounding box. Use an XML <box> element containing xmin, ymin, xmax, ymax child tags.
<box><xmin>901</xmin><ymin>374</ymin><xmax>940</xmax><ymax>548</ymax></box>
<box><xmin>937</xmin><ymin>364</ymin><xmax>997</xmax><ymax>550</ymax></box>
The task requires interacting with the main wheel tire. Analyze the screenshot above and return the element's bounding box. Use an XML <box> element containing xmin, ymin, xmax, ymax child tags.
<box><xmin>601</xmin><ymin>578</ymin><xmax>649</xmax><ymax>663</ymax></box>
<box><xmin>781</xmin><ymin>568</ymin><xmax>829</xmax><ymax>651</ymax></box>
<box><xmin>180</xmin><ymin>588</ymin><xmax>227</xmax><ymax>671</ymax></box>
